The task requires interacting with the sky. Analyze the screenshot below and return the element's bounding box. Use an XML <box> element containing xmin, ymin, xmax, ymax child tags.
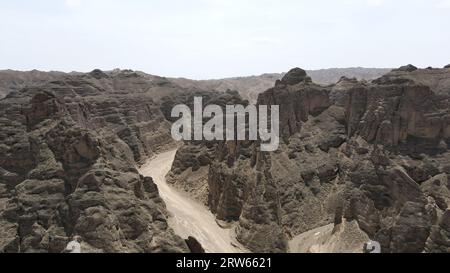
<box><xmin>0</xmin><ymin>0</ymin><xmax>450</xmax><ymax>79</ymax></box>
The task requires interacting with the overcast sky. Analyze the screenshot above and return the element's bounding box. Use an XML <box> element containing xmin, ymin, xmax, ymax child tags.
<box><xmin>1</xmin><ymin>0</ymin><xmax>449</xmax><ymax>79</ymax></box>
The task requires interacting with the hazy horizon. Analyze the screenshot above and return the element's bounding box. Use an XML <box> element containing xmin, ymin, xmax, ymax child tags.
<box><xmin>1</xmin><ymin>0</ymin><xmax>449</xmax><ymax>79</ymax></box>
<box><xmin>0</xmin><ymin>66</ymin><xmax>394</xmax><ymax>80</ymax></box>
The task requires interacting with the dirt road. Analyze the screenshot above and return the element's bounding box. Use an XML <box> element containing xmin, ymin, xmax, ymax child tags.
<box><xmin>140</xmin><ymin>150</ymin><xmax>243</xmax><ymax>253</ymax></box>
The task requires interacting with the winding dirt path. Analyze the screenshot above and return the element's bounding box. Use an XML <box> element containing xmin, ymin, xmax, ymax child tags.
<box><xmin>140</xmin><ymin>150</ymin><xmax>243</xmax><ymax>253</ymax></box>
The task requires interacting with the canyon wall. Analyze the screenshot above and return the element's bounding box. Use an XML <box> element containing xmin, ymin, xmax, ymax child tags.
<box><xmin>171</xmin><ymin>66</ymin><xmax>450</xmax><ymax>253</ymax></box>
<box><xmin>0</xmin><ymin>70</ymin><xmax>205</xmax><ymax>252</ymax></box>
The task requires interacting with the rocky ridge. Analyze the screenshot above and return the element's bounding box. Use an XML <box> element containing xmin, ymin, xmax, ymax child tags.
<box><xmin>0</xmin><ymin>69</ymin><xmax>224</xmax><ymax>252</ymax></box>
<box><xmin>0</xmin><ymin>70</ymin><xmax>67</xmax><ymax>100</ymax></box>
<box><xmin>171</xmin><ymin>68</ymin><xmax>391</xmax><ymax>103</ymax></box>
<box><xmin>170</xmin><ymin>66</ymin><xmax>450</xmax><ymax>253</ymax></box>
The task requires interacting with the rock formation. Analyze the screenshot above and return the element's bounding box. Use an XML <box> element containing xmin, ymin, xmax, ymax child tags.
<box><xmin>185</xmin><ymin>236</ymin><xmax>206</xmax><ymax>253</ymax></box>
<box><xmin>170</xmin><ymin>66</ymin><xmax>450</xmax><ymax>253</ymax></box>
<box><xmin>0</xmin><ymin>69</ymin><xmax>215</xmax><ymax>253</ymax></box>
<box><xmin>166</xmin><ymin>90</ymin><xmax>248</xmax><ymax>205</ymax></box>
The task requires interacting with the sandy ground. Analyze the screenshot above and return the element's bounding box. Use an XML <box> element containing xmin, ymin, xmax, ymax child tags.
<box><xmin>289</xmin><ymin>221</ymin><xmax>369</xmax><ymax>253</ymax></box>
<box><xmin>140</xmin><ymin>150</ymin><xmax>244</xmax><ymax>253</ymax></box>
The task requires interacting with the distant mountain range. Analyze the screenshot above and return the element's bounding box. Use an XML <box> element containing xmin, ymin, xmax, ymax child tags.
<box><xmin>171</xmin><ymin>68</ymin><xmax>391</xmax><ymax>103</ymax></box>
<box><xmin>1</xmin><ymin>68</ymin><xmax>391</xmax><ymax>102</ymax></box>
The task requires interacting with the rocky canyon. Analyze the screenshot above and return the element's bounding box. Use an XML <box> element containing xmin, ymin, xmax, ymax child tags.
<box><xmin>1</xmin><ymin>65</ymin><xmax>449</xmax><ymax>253</ymax></box>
